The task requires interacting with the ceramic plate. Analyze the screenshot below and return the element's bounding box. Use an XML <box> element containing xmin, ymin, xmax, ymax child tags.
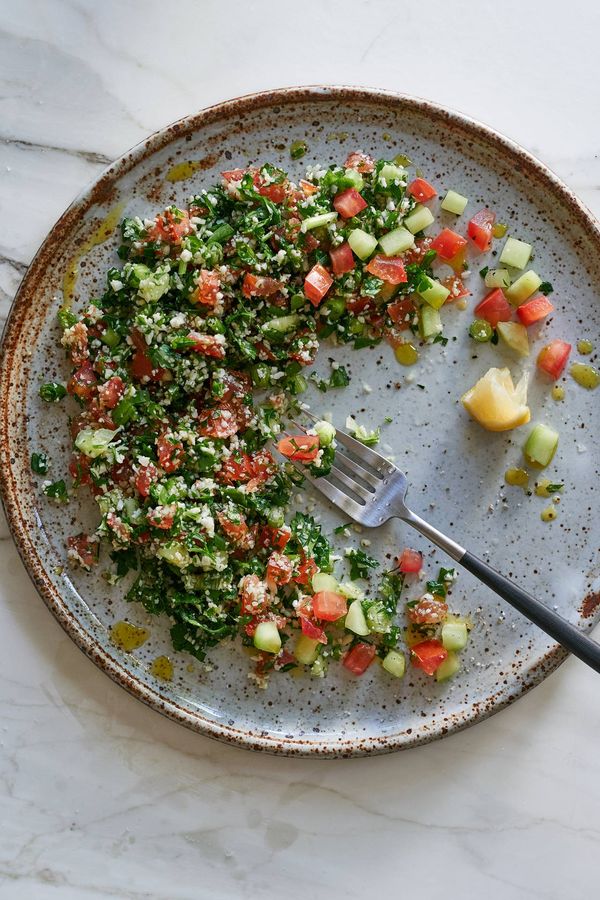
<box><xmin>1</xmin><ymin>87</ymin><xmax>599</xmax><ymax>756</ymax></box>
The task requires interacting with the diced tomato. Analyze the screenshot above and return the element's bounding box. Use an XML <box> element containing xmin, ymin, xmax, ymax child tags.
<box><xmin>191</xmin><ymin>269</ymin><xmax>221</xmax><ymax>307</ymax></box>
<box><xmin>239</xmin><ymin>573</ymin><xmax>269</xmax><ymax>615</ymax></box>
<box><xmin>299</xmin><ymin>179</ymin><xmax>319</xmax><ymax>196</ymax></box>
<box><xmin>387</xmin><ymin>298</ymin><xmax>416</xmax><ymax>329</ymax></box>
<box><xmin>97</xmin><ymin>375</ymin><xmax>125</xmax><ymax>409</ymax></box>
<box><xmin>365</xmin><ymin>255</ymin><xmax>407</xmax><ymax>285</ymax></box>
<box><xmin>404</xmin><ymin>237</ymin><xmax>434</xmax><ymax>266</ymax></box>
<box><xmin>135</xmin><ymin>463</ymin><xmax>160</xmax><ymax>498</ymax></box>
<box><xmin>441</xmin><ymin>274</ymin><xmax>470</xmax><ymax>300</ymax></box>
<box><xmin>258</xmin><ymin>182</ymin><xmax>287</xmax><ymax>203</ymax></box>
<box><xmin>304</xmin><ymin>264</ymin><xmax>333</xmax><ymax>307</ymax></box>
<box><xmin>109</xmin><ymin>460</ymin><xmax>132</xmax><ymax>489</ymax></box>
<box><xmin>293</xmin><ymin>556</ymin><xmax>318</xmax><ymax>586</ymax></box>
<box><xmin>198</xmin><ymin>401</ymin><xmax>241</xmax><ymax>438</ymax></box>
<box><xmin>398</xmin><ymin>548</ymin><xmax>423</xmax><ymax>573</ymax></box>
<box><xmin>312</xmin><ymin>591</ymin><xmax>347</xmax><ymax>622</ymax></box>
<box><xmin>147</xmin><ymin>503</ymin><xmax>177</xmax><ymax>530</ymax></box>
<box><xmin>343</xmin><ymin>642</ymin><xmax>376</xmax><ymax>675</ymax></box>
<box><xmin>221</xmin><ymin>168</ymin><xmax>247</xmax><ymax>182</ymax></box>
<box><xmin>220</xmin><ymin>369</ymin><xmax>252</xmax><ymax>401</ymax></box>
<box><xmin>277</xmin><ymin>434</ymin><xmax>320</xmax><ymax>462</ymax></box>
<box><xmin>537</xmin><ymin>339</ymin><xmax>572</xmax><ymax>380</ymax></box>
<box><xmin>329</xmin><ymin>242</ymin><xmax>355</xmax><ymax>276</ymax></box>
<box><xmin>69</xmin><ymin>452</ymin><xmax>92</xmax><ymax>486</ymax></box>
<box><xmin>517</xmin><ymin>295</ymin><xmax>555</xmax><ymax>326</ymax></box>
<box><xmin>411</xmin><ymin>639</ymin><xmax>448</xmax><ymax>676</ymax></box>
<box><xmin>407</xmin><ymin>597</ymin><xmax>449</xmax><ymax>625</ymax></box>
<box><xmin>218</xmin><ymin>449</ymin><xmax>274</xmax><ymax>487</ymax></box>
<box><xmin>266</xmin><ymin>551</ymin><xmax>294</xmax><ymax>585</ymax></box>
<box><xmin>64</xmin><ymin>322</ymin><xmax>89</xmax><ymax>366</ymax></box>
<box><xmin>186</xmin><ymin>332</ymin><xmax>226</xmax><ymax>359</ymax></box>
<box><xmin>150</xmin><ymin>208</ymin><xmax>192</xmax><ymax>244</ymax></box>
<box><xmin>130</xmin><ymin>337</ymin><xmax>165</xmax><ymax>381</ymax></box>
<box><xmin>333</xmin><ymin>188</ymin><xmax>367</xmax><ymax>219</ymax></box>
<box><xmin>346</xmin><ymin>295</ymin><xmax>374</xmax><ymax>316</ymax></box>
<box><xmin>67</xmin><ymin>534</ymin><xmax>99</xmax><ymax>568</ymax></box>
<box><xmin>67</xmin><ymin>361</ymin><xmax>97</xmax><ymax>399</ymax></box>
<box><xmin>242</xmin><ymin>273</ymin><xmax>283</xmax><ymax>298</ymax></box>
<box><xmin>345</xmin><ymin>151</ymin><xmax>375</xmax><ymax>174</ymax></box>
<box><xmin>157</xmin><ymin>433</ymin><xmax>184</xmax><ymax>473</ymax></box>
<box><xmin>300</xmin><ymin>615</ymin><xmax>327</xmax><ymax>643</ymax></box>
<box><xmin>467</xmin><ymin>209</ymin><xmax>496</xmax><ymax>252</ymax></box>
<box><xmin>302</xmin><ymin>232</ymin><xmax>320</xmax><ymax>253</ymax></box>
<box><xmin>218</xmin><ymin>511</ymin><xmax>255</xmax><ymax>549</ymax></box>
<box><xmin>407</xmin><ymin>178</ymin><xmax>437</xmax><ymax>202</ymax></box>
<box><xmin>431</xmin><ymin>229</ymin><xmax>468</xmax><ymax>261</ymax></box>
<box><xmin>474</xmin><ymin>289</ymin><xmax>512</xmax><ymax>327</ymax></box>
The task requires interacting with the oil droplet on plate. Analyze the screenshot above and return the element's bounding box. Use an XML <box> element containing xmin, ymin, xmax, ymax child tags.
<box><xmin>110</xmin><ymin>621</ymin><xmax>149</xmax><ymax>652</ymax></box>
<box><xmin>504</xmin><ymin>467</ymin><xmax>529</xmax><ymax>488</ymax></box>
<box><xmin>577</xmin><ymin>339</ymin><xmax>593</xmax><ymax>355</ymax></box>
<box><xmin>166</xmin><ymin>160</ymin><xmax>204</xmax><ymax>183</ymax></box>
<box><xmin>150</xmin><ymin>655</ymin><xmax>174</xmax><ymax>681</ymax></box>
<box><xmin>570</xmin><ymin>363</ymin><xmax>599</xmax><ymax>390</ymax></box>
<box><xmin>551</xmin><ymin>385</ymin><xmax>565</xmax><ymax>401</ymax></box>
<box><xmin>541</xmin><ymin>505</ymin><xmax>557</xmax><ymax>522</ymax></box>
<box><xmin>394</xmin><ymin>343</ymin><xmax>419</xmax><ymax>366</ymax></box>
<box><xmin>62</xmin><ymin>202</ymin><xmax>125</xmax><ymax>304</ymax></box>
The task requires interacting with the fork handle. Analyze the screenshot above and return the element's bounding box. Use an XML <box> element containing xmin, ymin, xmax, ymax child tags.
<box><xmin>403</xmin><ymin>509</ymin><xmax>600</xmax><ymax>674</ymax></box>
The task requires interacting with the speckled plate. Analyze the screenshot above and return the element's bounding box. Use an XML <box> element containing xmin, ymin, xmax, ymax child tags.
<box><xmin>1</xmin><ymin>87</ymin><xmax>599</xmax><ymax>756</ymax></box>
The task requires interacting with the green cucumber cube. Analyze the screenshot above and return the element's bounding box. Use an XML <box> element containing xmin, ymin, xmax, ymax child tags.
<box><xmin>379</xmin><ymin>163</ymin><xmax>406</xmax><ymax>183</ymax></box>
<box><xmin>254</xmin><ymin>621</ymin><xmax>282</xmax><ymax>654</ymax></box>
<box><xmin>382</xmin><ymin>649</ymin><xmax>406</xmax><ymax>678</ymax></box>
<box><xmin>261</xmin><ymin>314</ymin><xmax>301</xmax><ymax>335</ymax></box>
<box><xmin>301</xmin><ymin>211</ymin><xmax>338</xmax><ymax>233</ymax></box>
<box><xmin>500</xmin><ymin>236</ymin><xmax>532</xmax><ymax>270</ymax></box>
<box><xmin>484</xmin><ymin>268</ymin><xmax>511</xmax><ymax>290</ymax></box>
<box><xmin>505</xmin><ymin>270</ymin><xmax>542</xmax><ymax>305</ymax></box>
<box><xmin>294</xmin><ymin>634</ymin><xmax>320</xmax><ymax>665</ymax></box>
<box><xmin>441</xmin><ymin>189</ymin><xmax>468</xmax><ymax>215</ymax></box>
<box><xmin>404</xmin><ymin>204</ymin><xmax>435</xmax><ymax>235</ymax></box>
<box><xmin>313</xmin><ymin>420</ymin><xmax>336</xmax><ymax>446</ymax></box>
<box><xmin>348</xmin><ymin>228</ymin><xmax>378</xmax><ymax>260</ymax></box>
<box><xmin>523</xmin><ymin>424</ymin><xmax>559</xmax><ymax>468</ymax></box>
<box><xmin>436</xmin><ymin>651</ymin><xmax>460</xmax><ymax>681</ymax></box>
<box><xmin>419</xmin><ymin>305</ymin><xmax>443</xmax><ymax>340</ymax></box>
<box><xmin>417</xmin><ymin>276</ymin><xmax>450</xmax><ymax>310</ymax></box>
<box><xmin>378</xmin><ymin>226</ymin><xmax>415</xmax><ymax>256</ymax></box>
<box><xmin>345</xmin><ymin>599</ymin><xmax>370</xmax><ymax>636</ymax></box>
<box><xmin>311</xmin><ymin>572</ymin><xmax>339</xmax><ymax>593</ymax></box>
<box><xmin>156</xmin><ymin>541</ymin><xmax>192</xmax><ymax>569</ymax></box>
<box><xmin>441</xmin><ymin>622</ymin><xmax>468</xmax><ymax>651</ymax></box>
<box><xmin>337</xmin><ymin>581</ymin><xmax>365</xmax><ymax>600</ymax></box>
<box><xmin>343</xmin><ymin>168</ymin><xmax>364</xmax><ymax>190</ymax></box>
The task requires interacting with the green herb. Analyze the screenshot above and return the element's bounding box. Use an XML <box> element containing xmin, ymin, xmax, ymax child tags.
<box><xmin>479</xmin><ymin>266</ymin><xmax>489</xmax><ymax>279</ymax></box>
<box><xmin>39</xmin><ymin>382</ymin><xmax>67</xmax><ymax>402</ymax></box>
<box><xmin>43</xmin><ymin>479</ymin><xmax>68</xmax><ymax>503</ymax></box>
<box><xmin>546</xmin><ymin>483</ymin><xmax>564</xmax><ymax>494</ymax></box>
<box><xmin>290</xmin><ymin>140</ymin><xmax>308</xmax><ymax>160</ymax></box>
<box><xmin>538</xmin><ymin>281</ymin><xmax>554</xmax><ymax>295</ymax></box>
<box><xmin>346</xmin><ymin>548</ymin><xmax>379</xmax><ymax>580</ymax></box>
<box><xmin>329</xmin><ymin>366</ymin><xmax>350</xmax><ymax>388</ymax></box>
<box><xmin>31</xmin><ymin>452</ymin><xmax>49</xmax><ymax>475</ymax></box>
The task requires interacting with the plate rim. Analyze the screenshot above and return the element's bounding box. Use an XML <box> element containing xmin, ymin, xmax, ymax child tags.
<box><xmin>1</xmin><ymin>84</ymin><xmax>598</xmax><ymax>757</ymax></box>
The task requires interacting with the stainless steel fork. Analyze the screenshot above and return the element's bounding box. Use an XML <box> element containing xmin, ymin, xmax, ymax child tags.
<box><xmin>280</xmin><ymin>414</ymin><xmax>600</xmax><ymax>674</ymax></box>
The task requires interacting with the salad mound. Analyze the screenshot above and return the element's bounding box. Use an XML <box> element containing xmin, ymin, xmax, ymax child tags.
<box><xmin>37</xmin><ymin>148</ymin><xmax>567</xmax><ymax>685</ymax></box>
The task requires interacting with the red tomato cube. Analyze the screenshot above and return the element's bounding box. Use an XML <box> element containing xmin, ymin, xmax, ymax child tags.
<box><xmin>407</xmin><ymin>178</ymin><xmax>437</xmax><ymax>202</ymax></box>
<box><xmin>312</xmin><ymin>591</ymin><xmax>347</xmax><ymax>621</ymax></box>
<box><xmin>398</xmin><ymin>548</ymin><xmax>423</xmax><ymax>573</ymax></box>
<box><xmin>431</xmin><ymin>228</ymin><xmax>468</xmax><ymax>261</ymax></box>
<box><xmin>474</xmin><ymin>288</ymin><xmax>512</xmax><ymax>327</ymax></box>
<box><xmin>537</xmin><ymin>339</ymin><xmax>572</xmax><ymax>380</ymax></box>
<box><xmin>333</xmin><ymin>188</ymin><xmax>368</xmax><ymax>219</ymax></box>
<box><xmin>329</xmin><ymin>242</ymin><xmax>355</xmax><ymax>275</ymax></box>
<box><xmin>516</xmin><ymin>295</ymin><xmax>555</xmax><ymax>326</ymax></box>
<box><xmin>276</xmin><ymin>434</ymin><xmax>320</xmax><ymax>462</ymax></box>
<box><xmin>411</xmin><ymin>640</ymin><xmax>448</xmax><ymax>676</ymax></box>
<box><xmin>365</xmin><ymin>255</ymin><xmax>407</xmax><ymax>284</ymax></box>
<box><xmin>343</xmin><ymin>642</ymin><xmax>377</xmax><ymax>675</ymax></box>
<box><xmin>304</xmin><ymin>264</ymin><xmax>333</xmax><ymax>306</ymax></box>
<box><xmin>467</xmin><ymin>209</ymin><xmax>496</xmax><ymax>252</ymax></box>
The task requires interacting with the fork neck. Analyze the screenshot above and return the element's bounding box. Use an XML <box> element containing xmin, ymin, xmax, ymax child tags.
<box><xmin>400</xmin><ymin>508</ymin><xmax>466</xmax><ymax>563</ymax></box>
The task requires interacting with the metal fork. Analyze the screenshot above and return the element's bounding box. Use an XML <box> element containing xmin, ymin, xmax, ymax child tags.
<box><xmin>279</xmin><ymin>414</ymin><xmax>600</xmax><ymax>674</ymax></box>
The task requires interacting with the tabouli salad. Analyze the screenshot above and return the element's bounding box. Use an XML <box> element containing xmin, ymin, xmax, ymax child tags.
<box><xmin>35</xmin><ymin>149</ymin><xmax>586</xmax><ymax>685</ymax></box>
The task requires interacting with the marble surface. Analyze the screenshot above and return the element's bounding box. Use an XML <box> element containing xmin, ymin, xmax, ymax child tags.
<box><xmin>1</xmin><ymin>1</ymin><xmax>599</xmax><ymax>897</ymax></box>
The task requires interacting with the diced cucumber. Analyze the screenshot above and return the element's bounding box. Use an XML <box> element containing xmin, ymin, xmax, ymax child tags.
<box><xmin>75</xmin><ymin>427</ymin><xmax>120</xmax><ymax>459</ymax></box>
<box><xmin>379</xmin><ymin>163</ymin><xmax>406</xmax><ymax>183</ymax></box>
<box><xmin>314</xmin><ymin>419</ymin><xmax>336</xmax><ymax>446</ymax></box>
<box><xmin>505</xmin><ymin>270</ymin><xmax>542</xmax><ymax>305</ymax></box>
<box><xmin>499</xmin><ymin>236</ymin><xmax>532</xmax><ymax>270</ymax></box>
<box><xmin>497</xmin><ymin>322</ymin><xmax>530</xmax><ymax>357</ymax></box>
<box><xmin>419</xmin><ymin>305</ymin><xmax>443</xmax><ymax>340</ymax></box>
<box><xmin>523</xmin><ymin>424</ymin><xmax>559</xmax><ymax>468</ymax></box>
<box><xmin>157</xmin><ymin>541</ymin><xmax>192</xmax><ymax>569</ymax></box>
<box><xmin>382</xmin><ymin>649</ymin><xmax>406</xmax><ymax>678</ymax></box>
<box><xmin>441</xmin><ymin>189</ymin><xmax>468</xmax><ymax>215</ymax></box>
<box><xmin>337</xmin><ymin>581</ymin><xmax>365</xmax><ymax>600</ymax></box>
<box><xmin>253</xmin><ymin>621</ymin><xmax>281</xmax><ymax>654</ymax></box>
<box><xmin>311</xmin><ymin>572</ymin><xmax>339</xmax><ymax>593</ymax></box>
<box><xmin>301</xmin><ymin>211</ymin><xmax>338</xmax><ymax>233</ymax></box>
<box><xmin>435</xmin><ymin>651</ymin><xmax>460</xmax><ymax>682</ymax></box>
<box><xmin>345</xmin><ymin>599</ymin><xmax>370</xmax><ymax>636</ymax></box>
<box><xmin>404</xmin><ymin>204</ymin><xmax>435</xmax><ymax>234</ymax></box>
<box><xmin>484</xmin><ymin>268</ymin><xmax>511</xmax><ymax>290</ymax></box>
<box><xmin>441</xmin><ymin>621</ymin><xmax>468</xmax><ymax>651</ymax></box>
<box><xmin>348</xmin><ymin>228</ymin><xmax>377</xmax><ymax>260</ymax></box>
<box><xmin>417</xmin><ymin>276</ymin><xmax>450</xmax><ymax>310</ymax></box>
<box><xmin>261</xmin><ymin>314</ymin><xmax>301</xmax><ymax>335</ymax></box>
<box><xmin>378</xmin><ymin>226</ymin><xmax>415</xmax><ymax>256</ymax></box>
<box><xmin>294</xmin><ymin>634</ymin><xmax>320</xmax><ymax>665</ymax></box>
<box><xmin>343</xmin><ymin>168</ymin><xmax>364</xmax><ymax>190</ymax></box>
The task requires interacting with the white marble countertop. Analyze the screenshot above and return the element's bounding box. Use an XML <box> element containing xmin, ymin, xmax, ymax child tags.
<box><xmin>1</xmin><ymin>1</ymin><xmax>599</xmax><ymax>897</ymax></box>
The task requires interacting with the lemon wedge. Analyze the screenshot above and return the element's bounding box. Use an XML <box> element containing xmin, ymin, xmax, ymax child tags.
<box><xmin>461</xmin><ymin>367</ymin><xmax>530</xmax><ymax>432</ymax></box>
